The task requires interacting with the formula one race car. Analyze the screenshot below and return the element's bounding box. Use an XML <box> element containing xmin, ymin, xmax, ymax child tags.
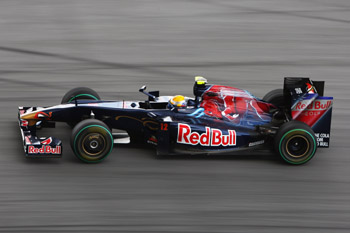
<box><xmin>18</xmin><ymin>76</ymin><xmax>333</xmax><ymax>164</ymax></box>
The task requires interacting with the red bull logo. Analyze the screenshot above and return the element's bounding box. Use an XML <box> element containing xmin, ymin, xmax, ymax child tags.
<box><xmin>177</xmin><ymin>123</ymin><xmax>236</xmax><ymax>146</ymax></box>
<box><xmin>293</xmin><ymin>100</ymin><xmax>332</xmax><ymax>111</ymax></box>
<box><xmin>292</xmin><ymin>99</ymin><xmax>333</xmax><ymax>127</ymax></box>
<box><xmin>28</xmin><ymin>145</ymin><xmax>61</xmax><ymax>155</ymax></box>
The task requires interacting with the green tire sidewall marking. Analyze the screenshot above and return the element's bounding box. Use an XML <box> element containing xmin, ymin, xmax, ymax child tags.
<box><xmin>279</xmin><ymin>129</ymin><xmax>316</xmax><ymax>165</ymax></box>
<box><xmin>74</xmin><ymin>125</ymin><xmax>113</xmax><ymax>163</ymax></box>
<box><xmin>68</xmin><ymin>94</ymin><xmax>98</xmax><ymax>102</ymax></box>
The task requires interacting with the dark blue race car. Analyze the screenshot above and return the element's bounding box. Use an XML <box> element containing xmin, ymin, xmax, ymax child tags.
<box><xmin>18</xmin><ymin>77</ymin><xmax>333</xmax><ymax>164</ymax></box>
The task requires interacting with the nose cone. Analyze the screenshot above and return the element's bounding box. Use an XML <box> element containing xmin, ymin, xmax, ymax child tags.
<box><xmin>20</xmin><ymin>108</ymin><xmax>53</xmax><ymax>127</ymax></box>
<box><xmin>20</xmin><ymin>112</ymin><xmax>36</xmax><ymax>120</ymax></box>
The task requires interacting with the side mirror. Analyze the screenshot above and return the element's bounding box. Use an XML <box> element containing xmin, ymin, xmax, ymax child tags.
<box><xmin>139</xmin><ymin>85</ymin><xmax>147</xmax><ymax>92</ymax></box>
<box><xmin>139</xmin><ymin>85</ymin><xmax>157</xmax><ymax>101</ymax></box>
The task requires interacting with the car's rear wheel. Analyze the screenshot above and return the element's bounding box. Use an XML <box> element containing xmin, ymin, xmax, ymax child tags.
<box><xmin>263</xmin><ymin>89</ymin><xmax>285</xmax><ymax>108</ymax></box>
<box><xmin>71</xmin><ymin>119</ymin><xmax>113</xmax><ymax>163</ymax></box>
<box><xmin>61</xmin><ymin>87</ymin><xmax>100</xmax><ymax>127</ymax></box>
<box><xmin>274</xmin><ymin>121</ymin><xmax>317</xmax><ymax>165</ymax></box>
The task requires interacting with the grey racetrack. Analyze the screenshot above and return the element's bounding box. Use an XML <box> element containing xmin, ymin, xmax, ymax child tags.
<box><xmin>1</xmin><ymin>0</ymin><xmax>350</xmax><ymax>232</ymax></box>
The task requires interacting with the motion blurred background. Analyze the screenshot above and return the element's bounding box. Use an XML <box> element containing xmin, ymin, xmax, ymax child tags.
<box><xmin>0</xmin><ymin>0</ymin><xmax>349</xmax><ymax>232</ymax></box>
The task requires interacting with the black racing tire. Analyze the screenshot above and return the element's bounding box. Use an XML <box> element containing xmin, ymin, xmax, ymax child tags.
<box><xmin>262</xmin><ymin>89</ymin><xmax>285</xmax><ymax>108</ymax></box>
<box><xmin>61</xmin><ymin>87</ymin><xmax>100</xmax><ymax>104</ymax></box>
<box><xmin>274</xmin><ymin>121</ymin><xmax>317</xmax><ymax>165</ymax></box>
<box><xmin>61</xmin><ymin>87</ymin><xmax>101</xmax><ymax>127</ymax></box>
<box><xmin>71</xmin><ymin>119</ymin><xmax>113</xmax><ymax>163</ymax></box>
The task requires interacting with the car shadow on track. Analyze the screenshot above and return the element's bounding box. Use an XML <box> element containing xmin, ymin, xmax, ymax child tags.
<box><xmin>159</xmin><ymin>152</ymin><xmax>281</xmax><ymax>164</ymax></box>
<box><xmin>119</xmin><ymin>143</ymin><xmax>283</xmax><ymax>165</ymax></box>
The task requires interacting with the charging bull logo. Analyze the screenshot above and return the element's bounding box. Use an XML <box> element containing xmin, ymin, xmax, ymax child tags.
<box><xmin>292</xmin><ymin>99</ymin><xmax>333</xmax><ymax>127</ymax></box>
<box><xmin>34</xmin><ymin>111</ymin><xmax>52</xmax><ymax>120</ymax></box>
<box><xmin>177</xmin><ymin>123</ymin><xmax>236</xmax><ymax>146</ymax></box>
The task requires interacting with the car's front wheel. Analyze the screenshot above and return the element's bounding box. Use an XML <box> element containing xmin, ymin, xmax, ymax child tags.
<box><xmin>71</xmin><ymin>119</ymin><xmax>114</xmax><ymax>163</ymax></box>
<box><xmin>61</xmin><ymin>87</ymin><xmax>101</xmax><ymax>127</ymax></box>
<box><xmin>61</xmin><ymin>87</ymin><xmax>100</xmax><ymax>104</ymax></box>
<box><xmin>274</xmin><ymin>121</ymin><xmax>317</xmax><ymax>165</ymax></box>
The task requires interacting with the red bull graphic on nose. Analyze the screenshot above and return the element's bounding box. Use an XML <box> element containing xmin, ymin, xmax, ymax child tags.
<box><xmin>177</xmin><ymin>123</ymin><xmax>236</xmax><ymax>146</ymax></box>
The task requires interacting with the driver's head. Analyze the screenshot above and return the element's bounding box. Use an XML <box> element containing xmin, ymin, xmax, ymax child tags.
<box><xmin>168</xmin><ymin>95</ymin><xmax>187</xmax><ymax>109</ymax></box>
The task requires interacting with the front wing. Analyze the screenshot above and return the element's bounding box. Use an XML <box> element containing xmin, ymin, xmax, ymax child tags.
<box><xmin>18</xmin><ymin>107</ymin><xmax>62</xmax><ymax>158</ymax></box>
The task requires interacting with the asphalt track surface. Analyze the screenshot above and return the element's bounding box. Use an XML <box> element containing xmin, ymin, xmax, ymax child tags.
<box><xmin>0</xmin><ymin>0</ymin><xmax>350</xmax><ymax>232</ymax></box>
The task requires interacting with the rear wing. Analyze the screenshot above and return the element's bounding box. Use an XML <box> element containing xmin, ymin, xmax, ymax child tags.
<box><xmin>284</xmin><ymin>77</ymin><xmax>333</xmax><ymax>148</ymax></box>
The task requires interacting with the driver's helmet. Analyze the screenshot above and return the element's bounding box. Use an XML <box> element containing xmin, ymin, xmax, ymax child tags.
<box><xmin>168</xmin><ymin>95</ymin><xmax>187</xmax><ymax>109</ymax></box>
